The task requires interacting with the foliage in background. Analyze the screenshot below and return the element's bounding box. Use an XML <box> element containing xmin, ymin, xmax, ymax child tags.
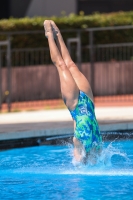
<box><xmin>0</xmin><ymin>11</ymin><xmax>133</xmax><ymax>48</ymax></box>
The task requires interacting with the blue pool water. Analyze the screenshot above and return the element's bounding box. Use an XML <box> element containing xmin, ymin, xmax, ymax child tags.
<box><xmin>0</xmin><ymin>140</ymin><xmax>133</xmax><ymax>200</ymax></box>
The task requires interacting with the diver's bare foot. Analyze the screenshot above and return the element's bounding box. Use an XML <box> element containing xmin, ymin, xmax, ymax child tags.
<box><xmin>50</xmin><ymin>20</ymin><xmax>60</xmax><ymax>38</ymax></box>
<box><xmin>44</xmin><ymin>20</ymin><xmax>53</xmax><ymax>38</ymax></box>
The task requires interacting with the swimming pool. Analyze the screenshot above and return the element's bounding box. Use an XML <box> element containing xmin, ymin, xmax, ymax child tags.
<box><xmin>0</xmin><ymin>140</ymin><xmax>133</xmax><ymax>200</ymax></box>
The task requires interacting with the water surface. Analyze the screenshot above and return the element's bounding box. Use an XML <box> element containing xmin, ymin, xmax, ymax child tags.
<box><xmin>0</xmin><ymin>140</ymin><xmax>133</xmax><ymax>200</ymax></box>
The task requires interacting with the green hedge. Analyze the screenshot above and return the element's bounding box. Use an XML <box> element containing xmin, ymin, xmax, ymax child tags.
<box><xmin>1</xmin><ymin>11</ymin><xmax>133</xmax><ymax>48</ymax></box>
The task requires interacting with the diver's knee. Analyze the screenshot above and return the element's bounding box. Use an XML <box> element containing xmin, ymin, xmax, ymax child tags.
<box><xmin>67</xmin><ymin>60</ymin><xmax>76</xmax><ymax>70</ymax></box>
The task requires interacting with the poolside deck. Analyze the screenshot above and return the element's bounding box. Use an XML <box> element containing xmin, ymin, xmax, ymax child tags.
<box><xmin>0</xmin><ymin>106</ymin><xmax>133</xmax><ymax>142</ymax></box>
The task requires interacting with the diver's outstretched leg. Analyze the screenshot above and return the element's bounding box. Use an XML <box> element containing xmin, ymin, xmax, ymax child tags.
<box><xmin>50</xmin><ymin>20</ymin><xmax>93</xmax><ymax>103</ymax></box>
<box><xmin>44</xmin><ymin>20</ymin><xmax>79</xmax><ymax>110</ymax></box>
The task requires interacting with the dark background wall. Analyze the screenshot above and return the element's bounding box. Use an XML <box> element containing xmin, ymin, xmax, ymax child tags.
<box><xmin>0</xmin><ymin>0</ymin><xmax>76</xmax><ymax>19</ymax></box>
<box><xmin>10</xmin><ymin>0</ymin><xmax>32</xmax><ymax>18</ymax></box>
<box><xmin>1</xmin><ymin>0</ymin><xmax>133</xmax><ymax>19</ymax></box>
<box><xmin>77</xmin><ymin>0</ymin><xmax>133</xmax><ymax>15</ymax></box>
<box><xmin>0</xmin><ymin>0</ymin><xmax>32</xmax><ymax>19</ymax></box>
<box><xmin>0</xmin><ymin>0</ymin><xmax>10</xmax><ymax>19</ymax></box>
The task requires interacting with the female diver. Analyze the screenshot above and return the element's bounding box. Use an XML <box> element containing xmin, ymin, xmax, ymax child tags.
<box><xmin>44</xmin><ymin>20</ymin><xmax>102</xmax><ymax>164</ymax></box>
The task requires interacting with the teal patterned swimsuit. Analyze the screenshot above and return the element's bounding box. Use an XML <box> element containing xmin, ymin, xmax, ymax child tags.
<box><xmin>69</xmin><ymin>91</ymin><xmax>102</xmax><ymax>153</ymax></box>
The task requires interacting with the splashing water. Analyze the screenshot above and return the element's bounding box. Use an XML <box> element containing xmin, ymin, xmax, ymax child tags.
<box><xmin>62</xmin><ymin>142</ymin><xmax>133</xmax><ymax>176</ymax></box>
<box><xmin>69</xmin><ymin>141</ymin><xmax>132</xmax><ymax>176</ymax></box>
